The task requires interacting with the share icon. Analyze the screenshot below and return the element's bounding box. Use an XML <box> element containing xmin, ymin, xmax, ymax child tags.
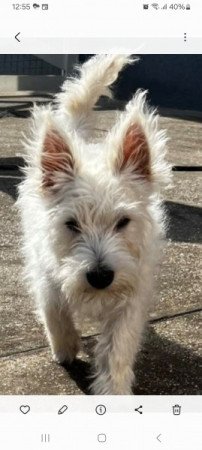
<box><xmin>134</xmin><ymin>405</ymin><xmax>143</xmax><ymax>414</ymax></box>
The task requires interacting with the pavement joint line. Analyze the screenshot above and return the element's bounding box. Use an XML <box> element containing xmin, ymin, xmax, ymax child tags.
<box><xmin>0</xmin><ymin>334</ymin><xmax>95</xmax><ymax>359</ymax></box>
<box><xmin>0</xmin><ymin>174</ymin><xmax>22</xmax><ymax>179</ymax></box>
<box><xmin>0</xmin><ymin>345</ymin><xmax>49</xmax><ymax>360</ymax></box>
<box><xmin>0</xmin><ymin>176</ymin><xmax>22</xmax><ymax>181</ymax></box>
<box><xmin>0</xmin><ymin>334</ymin><xmax>96</xmax><ymax>359</ymax></box>
<box><xmin>1</xmin><ymin>309</ymin><xmax>201</xmax><ymax>360</ymax></box>
<box><xmin>149</xmin><ymin>307</ymin><xmax>202</xmax><ymax>324</ymax></box>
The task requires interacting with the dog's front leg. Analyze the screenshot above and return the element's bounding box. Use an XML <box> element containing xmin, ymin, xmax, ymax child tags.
<box><xmin>36</xmin><ymin>279</ymin><xmax>80</xmax><ymax>364</ymax></box>
<box><xmin>91</xmin><ymin>300</ymin><xmax>145</xmax><ymax>395</ymax></box>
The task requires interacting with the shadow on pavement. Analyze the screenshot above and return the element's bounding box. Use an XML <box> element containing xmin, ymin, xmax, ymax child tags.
<box><xmin>134</xmin><ymin>327</ymin><xmax>201</xmax><ymax>395</ymax></box>
<box><xmin>61</xmin><ymin>335</ymin><xmax>95</xmax><ymax>394</ymax></box>
<box><xmin>0</xmin><ymin>156</ymin><xmax>24</xmax><ymax>170</ymax></box>
<box><xmin>165</xmin><ymin>201</ymin><xmax>202</xmax><ymax>244</ymax></box>
<box><xmin>62</xmin><ymin>358</ymin><xmax>92</xmax><ymax>395</ymax></box>
<box><xmin>0</xmin><ymin>94</ymin><xmax>53</xmax><ymax>118</ymax></box>
<box><xmin>0</xmin><ymin>175</ymin><xmax>20</xmax><ymax>200</ymax></box>
<box><xmin>61</xmin><ymin>327</ymin><xmax>201</xmax><ymax>395</ymax></box>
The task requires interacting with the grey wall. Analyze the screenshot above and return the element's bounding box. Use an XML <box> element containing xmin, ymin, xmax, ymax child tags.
<box><xmin>0</xmin><ymin>55</ymin><xmax>61</xmax><ymax>75</ymax></box>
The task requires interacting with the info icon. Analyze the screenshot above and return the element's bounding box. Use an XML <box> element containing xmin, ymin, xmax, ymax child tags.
<box><xmin>96</xmin><ymin>405</ymin><xmax>106</xmax><ymax>415</ymax></box>
<box><xmin>172</xmin><ymin>404</ymin><xmax>181</xmax><ymax>415</ymax></box>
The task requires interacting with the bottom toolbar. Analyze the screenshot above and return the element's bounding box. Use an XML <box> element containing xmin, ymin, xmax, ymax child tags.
<box><xmin>0</xmin><ymin>396</ymin><xmax>201</xmax><ymax>449</ymax></box>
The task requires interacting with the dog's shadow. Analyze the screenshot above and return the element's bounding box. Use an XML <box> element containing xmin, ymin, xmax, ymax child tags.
<box><xmin>62</xmin><ymin>358</ymin><xmax>92</xmax><ymax>394</ymax></box>
<box><xmin>134</xmin><ymin>327</ymin><xmax>201</xmax><ymax>395</ymax></box>
<box><xmin>62</xmin><ymin>327</ymin><xmax>201</xmax><ymax>395</ymax></box>
<box><xmin>61</xmin><ymin>336</ymin><xmax>95</xmax><ymax>394</ymax></box>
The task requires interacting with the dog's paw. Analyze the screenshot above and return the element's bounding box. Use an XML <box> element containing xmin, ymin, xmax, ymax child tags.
<box><xmin>51</xmin><ymin>337</ymin><xmax>81</xmax><ymax>365</ymax></box>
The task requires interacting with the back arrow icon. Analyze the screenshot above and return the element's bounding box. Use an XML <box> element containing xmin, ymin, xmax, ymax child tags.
<box><xmin>157</xmin><ymin>434</ymin><xmax>162</xmax><ymax>443</ymax></box>
<box><xmin>15</xmin><ymin>32</ymin><xmax>21</xmax><ymax>42</ymax></box>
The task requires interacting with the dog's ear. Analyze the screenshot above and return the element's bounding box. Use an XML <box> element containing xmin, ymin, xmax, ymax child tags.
<box><xmin>108</xmin><ymin>90</ymin><xmax>170</xmax><ymax>187</ymax></box>
<box><xmin>118</xmin><ymin>123</ymin><xmax>150</xmax><ymax>180</ymax></box>
<box><xmin>41</xmin><ymin>129</ymin><xmax>75</xmax><ymax>189</ymax></box>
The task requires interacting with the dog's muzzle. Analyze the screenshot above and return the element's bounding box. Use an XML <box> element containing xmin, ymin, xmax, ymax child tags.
<box><xmin>86</xmin><ymin>265</ymin><xmax>114</xmax><ymax>289</ymax></box>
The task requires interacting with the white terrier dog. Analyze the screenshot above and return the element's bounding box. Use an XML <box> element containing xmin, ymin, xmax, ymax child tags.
<box><xmin>18</xmin><ymin>55</ymin><xmax>171</xmax><ymax>394</ymax></box>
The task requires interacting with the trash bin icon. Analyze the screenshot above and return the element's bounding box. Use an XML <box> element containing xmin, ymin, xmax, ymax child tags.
<box><xmin>172</xmin><ymin>404</ymin><xmax>181</xmax><ymax>415</ymax></box>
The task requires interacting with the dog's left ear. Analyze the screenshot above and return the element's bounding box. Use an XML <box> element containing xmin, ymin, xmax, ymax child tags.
<box><xmin>108</xmin><ymin>90</ymin><xmax>170</xmax><ymax>187</ymax></box>
<box><xmin>41</xmin><ymin>129</ymin><xmax>75</xmax><ymax>190</ymax></box>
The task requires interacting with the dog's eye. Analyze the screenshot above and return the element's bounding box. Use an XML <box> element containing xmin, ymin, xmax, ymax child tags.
<box><xmin>116</xmin><ymin>217</ymin><xmax>130</xmax><ymax>231</ymax></box>
<box><xmin>65</xmin><ymin>219</ymin><xmax>80</xmax><ymax>233</ymax></box>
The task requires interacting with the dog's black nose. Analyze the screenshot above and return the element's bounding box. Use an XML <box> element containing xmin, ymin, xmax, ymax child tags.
<box><xmin>86</xmin><ymin>266</ymin><xmax>114</xmax><ymax>289</ymax></box>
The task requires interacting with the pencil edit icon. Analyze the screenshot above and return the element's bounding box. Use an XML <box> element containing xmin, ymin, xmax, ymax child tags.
<box><xmin>58</xmin><ymin>405</ymin><xmax>68</xmax><ymax>415</ymax></box>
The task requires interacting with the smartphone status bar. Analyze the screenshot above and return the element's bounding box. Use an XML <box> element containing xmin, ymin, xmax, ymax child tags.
<box><xmin>0</xmin><ymin>1</ymin><xmax>201</xmax><ymax>38</ymax></box>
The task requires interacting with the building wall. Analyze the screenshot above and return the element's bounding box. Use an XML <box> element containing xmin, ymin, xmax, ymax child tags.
<box><xmin>0</xmin><ymin>55</ymin><xmax>61</xmax><ymax>75</ymax></box>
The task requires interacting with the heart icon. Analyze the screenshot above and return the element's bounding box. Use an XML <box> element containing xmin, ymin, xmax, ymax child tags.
<box><xmin>20</xmin><ymin>405</ymin><xmax>30</xmax><ymax>414</ymax></box>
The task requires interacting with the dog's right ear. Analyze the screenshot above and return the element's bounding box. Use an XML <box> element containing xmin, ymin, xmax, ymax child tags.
<box><xmin>41</xmin><ymin>129</ymin><xmax>75</xmax><ymax>190</ymax></box>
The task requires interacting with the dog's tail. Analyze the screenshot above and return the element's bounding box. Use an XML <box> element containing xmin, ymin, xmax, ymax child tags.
<box><xmin>57</xmin><ymin>54</ymin><xmax>137</xmax><ymax>132</ymax></box>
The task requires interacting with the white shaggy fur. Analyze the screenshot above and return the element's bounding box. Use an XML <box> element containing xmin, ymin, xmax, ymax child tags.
<box><xmin>17</xmin><ymin>54</ymin><xmax>171</xmax><ymax>394</ymax></box>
